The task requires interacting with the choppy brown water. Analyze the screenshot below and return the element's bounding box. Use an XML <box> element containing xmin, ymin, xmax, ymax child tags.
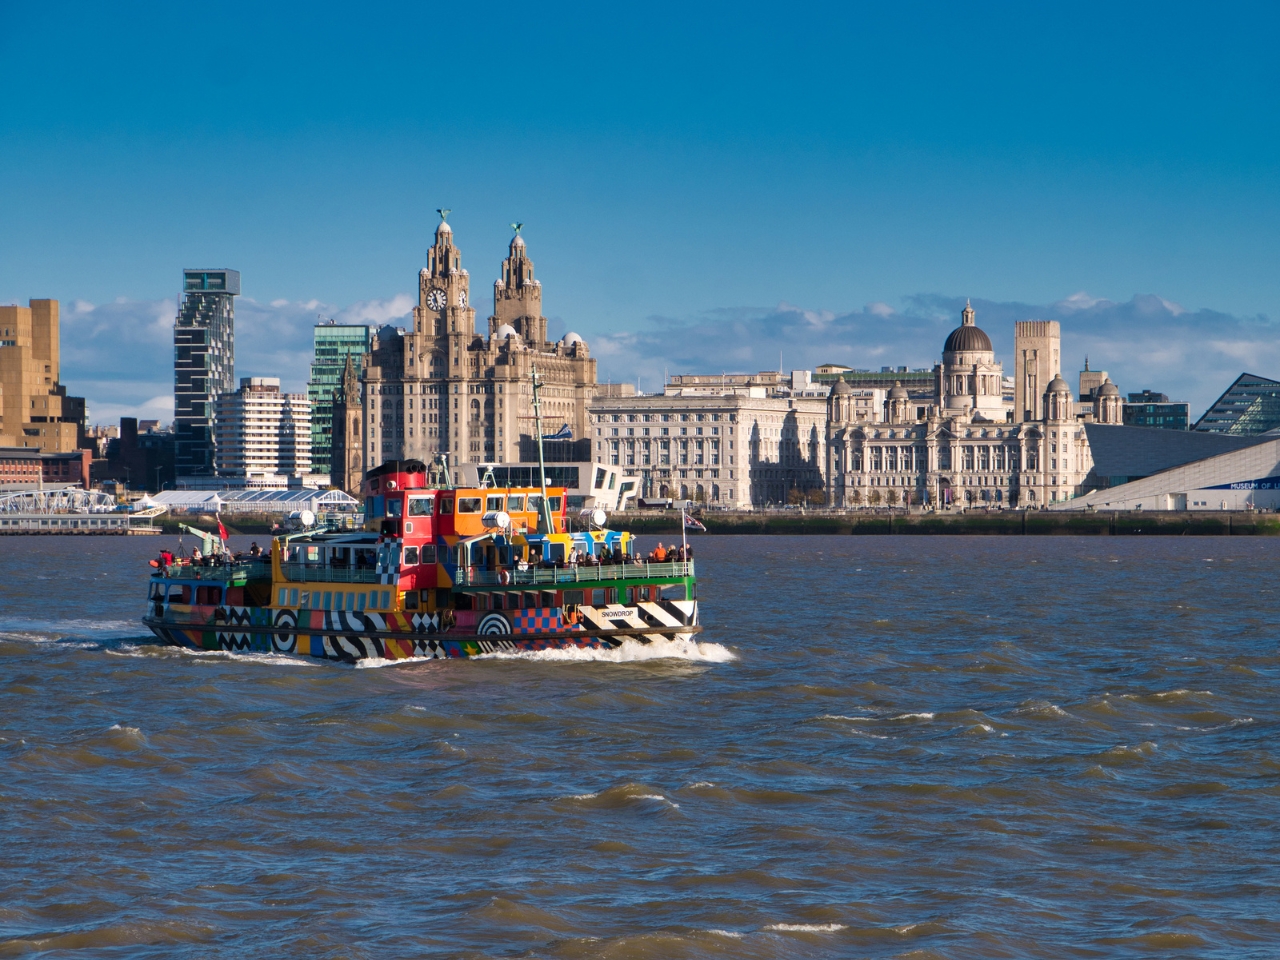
<box><xmin>1</xmin><ymin>534</ymin><xmax>1278</xmax><ymax>958</ymax></box>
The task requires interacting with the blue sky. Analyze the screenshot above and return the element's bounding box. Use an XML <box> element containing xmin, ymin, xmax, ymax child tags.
<box><xmin>2</xmin><ymin>2</ymin><xmax>1278</xmax><ymax>421</ymax></box>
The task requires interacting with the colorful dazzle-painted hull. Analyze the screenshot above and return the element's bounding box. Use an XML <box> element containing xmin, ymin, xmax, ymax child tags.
<box><xmin>142</xmin><ymin>600</ymin><xmax>699</xmax><ymax>663</ymax></box>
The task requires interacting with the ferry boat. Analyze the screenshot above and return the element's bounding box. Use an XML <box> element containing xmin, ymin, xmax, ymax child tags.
<box><xmin>141</xmin><ymin>374</ymin><xmax>699</xmax><ymax>663</ymax></box>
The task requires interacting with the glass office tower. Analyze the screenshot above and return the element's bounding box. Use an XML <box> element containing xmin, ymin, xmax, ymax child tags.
<box><xmin>308</xmin><ymin>321</ymin><xmax>371</xmax><ymax>476</ymax></box>
<box><xmin>174</xmin><ymin>269</ymin><xmax>239</xmax><ymax>478</ymax></box>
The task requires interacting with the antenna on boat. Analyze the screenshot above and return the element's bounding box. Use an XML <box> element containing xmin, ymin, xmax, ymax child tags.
<box><xmin>531</xmin><ymin>364</ymin><xmax>554</xmax><ymax>534</ymax></box>
<box><xmin>433</xmin><ymin>453</ymin><xmax>452</xmax><ymax>490</ymax></box>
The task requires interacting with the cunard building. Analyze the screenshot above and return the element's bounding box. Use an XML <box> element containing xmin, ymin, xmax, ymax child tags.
<box><xmin>356</xmin><ymin>214</ymin><xmax>597</xmax><ymax>482</ymax></box>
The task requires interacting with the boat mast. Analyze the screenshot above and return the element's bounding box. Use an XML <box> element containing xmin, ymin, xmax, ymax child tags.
<box><xmin>531</xmin><ymin>364</ymin><xmax>554</xmax><ymax>534</ymax></box>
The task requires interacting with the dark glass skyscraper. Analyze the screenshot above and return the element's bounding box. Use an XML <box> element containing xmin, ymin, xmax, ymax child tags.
<box><xmin>174</xmin><ymin>268</ymin><xmax>239</xmax><ymax>477</ymax></box>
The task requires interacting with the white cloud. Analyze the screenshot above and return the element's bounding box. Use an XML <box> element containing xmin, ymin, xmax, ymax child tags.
<box><xmin>591</xmin><ymin>293</ymin><xmax>1280</xmax><ymax>418</ymax></box>
<box><xmin>1056</xmin><ymin>291</ymin><xmax>1110</xmax><ymax>312</ymax></box>
<box><xmin>60</xmin><ymin>294</ymin><xmax>413</xmax><ymax>423</ymax></box>
<box><xmin>57</xmin><ymin>287</ymin><xmax>1279</xmax><ymax>427</ymax></box>
<box><xmin>337</xmin><ymin>294</ymin><xmax>414</xmax><ymax>326</ymax></box>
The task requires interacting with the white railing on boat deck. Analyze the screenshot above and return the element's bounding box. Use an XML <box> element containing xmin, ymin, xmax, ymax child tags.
<box><xmin>452</xmin><ymin>560</ymin><xmax>694</xmax><ymax>587</ymax></box>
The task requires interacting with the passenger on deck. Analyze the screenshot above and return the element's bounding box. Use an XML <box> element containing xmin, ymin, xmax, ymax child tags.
<box><xmin>190</xmin><ymin>547</ymin><xmax>202</xmax><ymax>563</ymax></box>
<box><xmin>249</xmin><ymin>542</ymin><xmax>261</xmax><ymax>557</ymax></box>
<box><xmin>567</xmin><ymin>547</ymin><xmax>579</xmax><ymax>567</ymax></box>
<box><xmin>652</xmin><ymin>543</ymin><xmax>667</xmax><ymax>562</ymax></box>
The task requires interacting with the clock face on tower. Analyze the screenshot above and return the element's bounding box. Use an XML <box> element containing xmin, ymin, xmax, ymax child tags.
<box><xmin>426</xmin><ymin>289</ymin><xmax>446</xmax><ymax>310</ymax></box>
<box><xmin>459</xmin><ymin>290</ymin><xmax>468</xmax><ymax>307</ymax></box>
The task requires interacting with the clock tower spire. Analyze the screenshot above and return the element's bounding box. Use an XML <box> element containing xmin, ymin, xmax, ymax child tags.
<box><xmin>414</xmin><ymin>208</ymin><xmax>474</xmax><ymax>337</ymax></box>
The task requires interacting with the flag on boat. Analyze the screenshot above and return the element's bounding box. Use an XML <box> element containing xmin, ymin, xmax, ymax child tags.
<box><xmin>684</xmin><ymin>515</ymin><xmax>707</xmax><ymax>532</ymax></box>
<box><xmin>541</xmin><ymin>424</ymin><xmax>573</xmax><ymax>441</ymax></box>
<box><xmin>217</xmin><ymin>516</ymin><xmax>229</xmax><ymax>544</ymax></box>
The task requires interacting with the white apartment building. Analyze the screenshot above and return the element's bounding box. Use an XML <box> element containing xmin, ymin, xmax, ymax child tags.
<box><xmin>214</xmin><ymin>377</ymin><xmax>312</xmax><ymax>482</ymax></box>
<box><xmin>589</xmin><ymin>378</ymin><xmax>829</xmax><ymax>508</ymax></box>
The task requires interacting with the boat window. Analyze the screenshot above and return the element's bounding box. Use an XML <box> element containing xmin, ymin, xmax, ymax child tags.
<box><xmin>491</xmin><ymin>593</ymin><xmax>504</xmax><ymax>610</ymax></box>
<box><xmin>591</xmin><ymin>588</ymin><xmax>606</xmax><ymax>605</ymax></box>
<box><xmin>167</xmin><ymin>584</ymin><xmax>191</xmax><ymax>604</ymax></box>
<box><xmin>356</xmin><ymin>592</ymin><xmax>366</xmax><ymax>611</ymax></box>
<box><xmin>149</xmin><ymin>581</ymin><xmax>165</xmax><ymax>600</ymax></box>
<box><xmin>323</xmin><ymin>591</ymin><xmax>333</xmax><ymax>610</ymax></box>
<box><xmin>486</xmin><ymin>495</ymin><xmax>504</xmax><ymax>512</ymax></box>
<box><xmin>404</xmin><ymin>591</ymin><xmax>419</xmax><ymax>610</ymax></box>
<box><xmin>439</xmin><ymin>497</ymin><xmax>453</xmax><ymax>515</ymax></box>
<box><xmin>660</xmin><ymin>584</ymin><xmax>687</xmax><ymax>600</ymax></box>
<box><xmin>404</xmin><ymin>546</ymin><xmax>419</xmax><ymax>565</ymax></box>
<box><xmin>420</xmin><ymin>544</ymin><xmax>436</xmax><ymax>563</ymax></box>
<box><xmin>305</xmin><ymin>545</ymin><xmax>321</xmax><ymax>563</ymax></box>
<box><xmin>549</xmin><ymin>496</ymin><xmax>562</xmax><ymax>512</ymax></box>
<box><xmin>541</xmin><ymin>591</ymin><xmax>556</xmax><ymax>608</ymax></box>
<box><xmin>507</xmin><ymin>494</ymin><xmax>525</xmax><ymax>512</ymax></box>
<box><xmin>563</xmin><ymin>589</ymin><xmax>584</xmax><ymax>606</ymax></box>
<box><xmin>408</xmin><ymin>495</ymin><xmax>434</xmax><ymax>516</ymax></box>
<box><xmin>299</xmin><ymin>591</ymin><xmax>311</xmax><ymax>609</ymax></box>
<box><xmin>367</xmin><ymin>590</ymin><xmax>379</xmax><ymax>609</ymax></box>
<box><xmin>278</xmin><ymin>588</ymin><xmax>288</xmax><ymax>606</ymax></box>
<box><xmin>289</xmin><ymin>588</ymin><xmax>299</xmax><ymax>607</ymax></box>
<box><xmin>334</xmin><ymin>592</ymin><xmax>345</xmax><ymax>611</ymax></box>
<box><xmin>355</xmin><ymin>548</ymin><xmax>376</xmax><ymax>569</ymax></box>
<box><xmin>196</xmin><ymin>586</ymin><xmax>221</xmax><ymax>605</ymax></box>
<box><xmin>528</xmin><ymin>494</ymin><xmax>544</xmax><ymax>515</ymax></box>
<box><xmin>386</xmin><ymin>498</ymin><xmax>403</xmax><ymax>518</ymax></box>
<box><xmin>381</xmin><ymin>591</ymin><xmax>391</xmax><ymax>609</ymax></box>
<box><xmin>457</xmin><ymin>497</ymin><xmax>482</xmax><ymax>514</ymax></box>
<box><xmin>548</xmin><ymin>542</ymin><xmax>566</xmax><ymax>562</ymax></box>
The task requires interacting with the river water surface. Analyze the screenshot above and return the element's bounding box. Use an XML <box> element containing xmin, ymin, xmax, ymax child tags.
<box><xmin>1</xmin><ymin>534</ymin><xmax>1278</xmax><ymax>958</ymax></box>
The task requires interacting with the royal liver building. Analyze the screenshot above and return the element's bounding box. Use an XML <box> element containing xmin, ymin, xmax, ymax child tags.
<box><xmin>359</xmin><ymin>214</ymin><xmax>596</xmax><ymax>476</ymax></box>
<box><xmin>825</xmin><ymin>303</ymin><xmax>1120</xmax><ymax>508</ymax></box>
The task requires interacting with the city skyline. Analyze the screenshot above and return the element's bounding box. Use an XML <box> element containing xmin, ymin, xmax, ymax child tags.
<box><xmin>48</xmin><ymin>275</ymin><xmax>1280</xmax><ymax>428</ymax></box>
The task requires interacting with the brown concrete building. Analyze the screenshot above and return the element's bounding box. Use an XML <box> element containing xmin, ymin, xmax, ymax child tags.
<box><xmin>0</xmin><ymin>299</ymin><xmax>87</xmax><ymax>452</ymax></box>
<box><xmin>360</xmin><ymin>216</ymin><xmax>597</xmax><ymax>480</ymax></box>
<box><xmin>0</xmin><ymin>447</ymin><xmax>91</xmax><ymax>490</ymax></box>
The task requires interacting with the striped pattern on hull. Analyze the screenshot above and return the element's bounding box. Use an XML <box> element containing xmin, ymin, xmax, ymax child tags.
<box><xmin>146</xmin><ymin>623</ymin><xmax>621</xmax><ymax>662</ymax></box>
<box><xmin>143</xmin><ymin>599</ymin><xmax>698</xmax><ymax>663</ymax></box>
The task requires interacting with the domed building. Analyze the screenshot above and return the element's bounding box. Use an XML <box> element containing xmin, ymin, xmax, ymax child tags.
<box><xmin>1093</xmin><ymin>378</ymin><xmax>1122</xmax><ymax>424</ymax></box>
<box><xmin>824</xmin><ymin>301</ymin><xmax>1099</xmax><ymax>510</ymax></box>
<box><xmin>941</xmin><ymin>300</ymin><xmax>1007</xmax><ymax>421</ymax></box>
